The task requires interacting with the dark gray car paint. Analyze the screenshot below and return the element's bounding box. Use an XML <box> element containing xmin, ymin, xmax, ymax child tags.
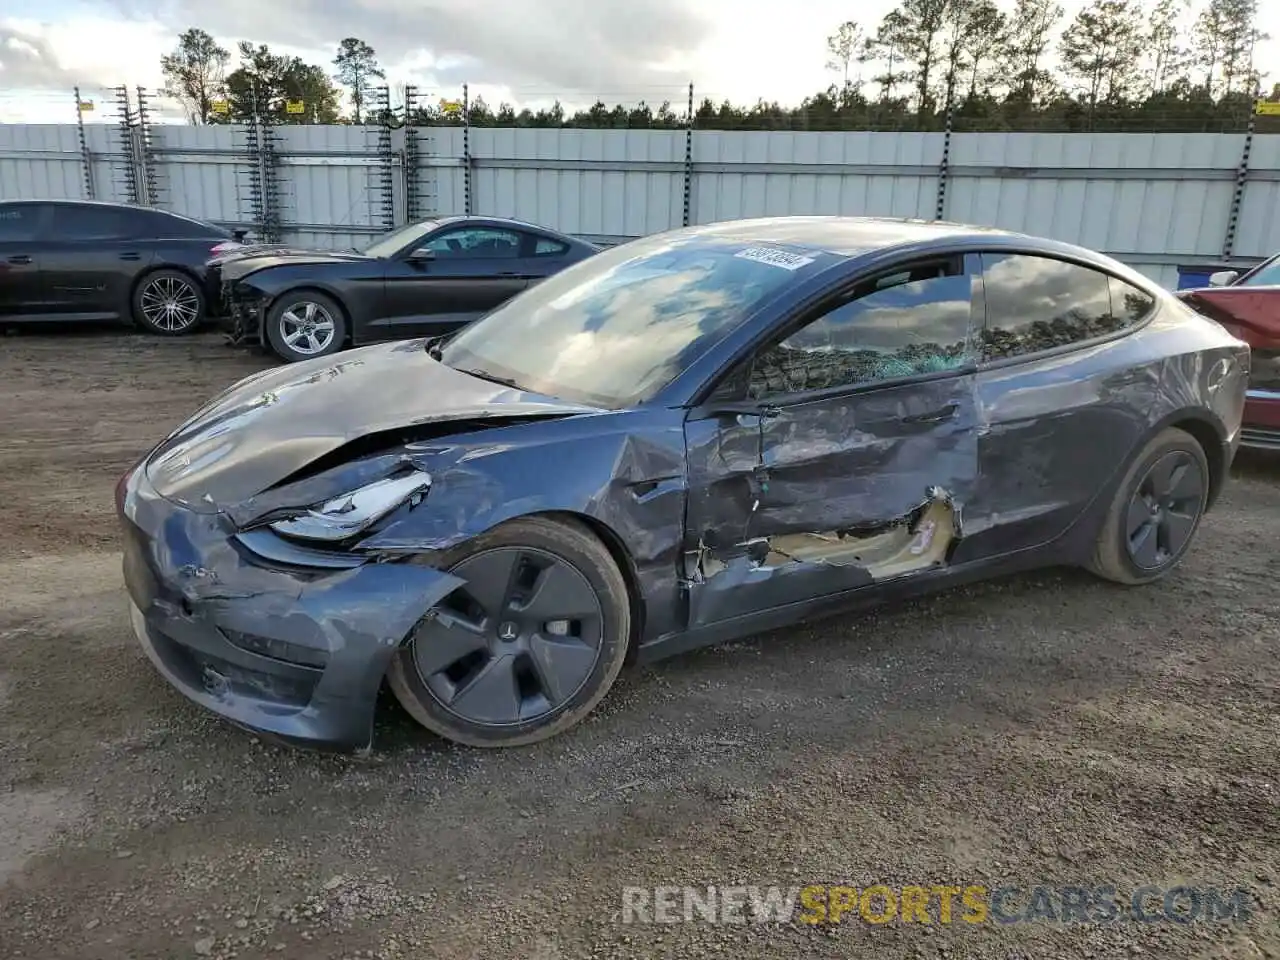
<box><xmin>120</xmin><ymin>217</ymin><xmax>1249</xmax><ymax>751</ymax></box>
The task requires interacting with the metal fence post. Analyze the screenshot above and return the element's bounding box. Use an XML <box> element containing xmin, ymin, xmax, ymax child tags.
<box><xmin>935</xmin><ymin>101</ymin><xmax>954</xmax><ymax>221</ymax></box>
<box><xmin>73</xmin><ymin>87</ymin><xmax>95</xmax><ymax>199</ymax></box>
<box><xmin>1222</xmin><ymin>110</ymin><xmax>1256</xmax><ymax>260</ymax></box>
<box><xmin>372</xmin><ymin>85</ymin><xmax>396</xmax><ymax>230</ymax></box>
<box><xmin>462</xmin><ymin>84</ymin><xmax>473</xmax><ymax>216</ymax></box>
<box><xmin>112</xmin><ymin>86</ymin><xmax>140</xmax><ymax>205</ymax></box>
<box><xmin>135</xmin><ymin>86</ymin><xmax>160</xmax><ymax>206</ymax></box>
<box><xmin>682</xmin><ymin>83</ymin><xmax>694</xmax><ymax>227</ymax></box>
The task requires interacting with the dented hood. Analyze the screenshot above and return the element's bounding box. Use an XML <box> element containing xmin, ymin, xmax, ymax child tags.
<box><xmin>143</xmin><ymin>340</ymin><xmax>601</xmax><ymax>511</ymax></box>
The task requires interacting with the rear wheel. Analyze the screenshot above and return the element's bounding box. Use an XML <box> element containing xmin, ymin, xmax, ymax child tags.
<box><xmin>387</xmin><ymin>516</ymin><xmax>631</xmax><ymax>747</ymax></box>
<box><xmin>264</xmin><ymin>291</ymin><xmax>347</xmax><ymax>362</ymax></box>
<box><xmin>1088</xmin><ymin>426</ymin><xmax>1210</xmax><ymax>585</ymax></box>
<box><xmin>132</xmin><ymin>269</ymin><xmax>205</xmax><ymax>335</ymax></box>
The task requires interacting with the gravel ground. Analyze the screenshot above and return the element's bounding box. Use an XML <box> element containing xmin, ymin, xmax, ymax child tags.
<box><xmin>1</xmin><ymin>330</ymin><xmax>1277</xmax><ymax>960</ymax></box>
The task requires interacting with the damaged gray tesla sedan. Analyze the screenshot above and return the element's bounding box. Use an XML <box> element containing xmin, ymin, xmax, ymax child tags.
<box><xmin>117</xmin><ymin>216</ymin><xmax>1250</xmax><ymax>751</ymax></box>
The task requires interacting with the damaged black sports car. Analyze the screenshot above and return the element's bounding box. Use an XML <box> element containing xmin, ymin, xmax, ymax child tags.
<box><xmin>118</xmin><ymin>216</ymin><xmax>1250</xmax><ymax>751</ymax></box>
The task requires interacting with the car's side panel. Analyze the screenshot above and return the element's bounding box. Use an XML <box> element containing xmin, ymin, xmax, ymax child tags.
<box><xmin>678</xmin><ymin>252</ymin><xmax>986</xmax><ymax>627</ymax></box>
<box><xmin>235</xmin><ymin>264</ymin><xmax>389</xmax><ymax>342</ymax></box>
<box><xmin>683</xmin><ymin>375</ymin><xmax>980</xmax><ymax>626</ymax></box>
<box><xmin>0</xmin><ymin>203</ymin><xmax>49</xmax><ymax>318</ymax></box>
<box><xmin>324</xmin><ymin>408</ymin><xmax>694</xmax><ymax>646</ymax></box>
<box><xmin>373</xmin><ymin>257</ymin><xmax>527</xmax><ymax>340</ymax></box>
<box><xmin>959</xmin><ymin>297</ymin><xmax>1247</xmax><ymax>563</ymax></box>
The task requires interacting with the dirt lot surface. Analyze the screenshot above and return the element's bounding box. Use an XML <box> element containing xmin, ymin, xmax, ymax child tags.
<box><xmin>1</xmin><ymin>330</ymin><xmax>1277</xmax><ymax>960</ymax></box>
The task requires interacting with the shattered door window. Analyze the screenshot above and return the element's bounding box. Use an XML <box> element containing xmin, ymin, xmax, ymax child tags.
<box><xmin>748</xmin><ymin>265</ymin><xmax>975</xmax><ymax>398</ymax></box>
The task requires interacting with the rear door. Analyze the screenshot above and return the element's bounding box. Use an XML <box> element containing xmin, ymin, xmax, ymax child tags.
<box><xmin>377</xmin><ymin>224</ymin><xmax>530</xmax><ymax>338</ymax></box>
<box><xmin>955</xmin><ymin>252</ymin><xmax>1160</xmax><ymax>562</ymax></box>
<box><xmin>0</xmin><ymin>203</ymin><xmax>49</xmax><ymax>318</ymax></box>
<box><xmin>41</xmin><ymin>204</ymin><xmax>156</xmax><ymax>318</ymax></box>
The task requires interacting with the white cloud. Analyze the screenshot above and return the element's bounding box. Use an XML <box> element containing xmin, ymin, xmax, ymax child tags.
<box><xmin>2</xmin><ymin>0</ymin><xmax>1278</xmax><ymax>122</ymax></box>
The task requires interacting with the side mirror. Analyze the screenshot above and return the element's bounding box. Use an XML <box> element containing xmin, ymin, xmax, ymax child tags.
<box><xmin>232</xmin><ymin>228</ymin><xmax>249</xmax><ymax>242</ymax></box>
<box><xmin>1208</xmin><ymin>270</ymin><xmax>1238</xmax><ymax>287</ymax></box>
<box><xmin>408</xmin><ymin>247</ymin><xmax>435</xmax><ymax>262</ymax></box>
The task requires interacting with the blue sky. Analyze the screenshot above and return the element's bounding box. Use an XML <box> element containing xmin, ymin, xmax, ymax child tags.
<box><xmin>2</xmin><ymin>0</ymin><xmax>1278</xmax><ymax>123</ymax></box>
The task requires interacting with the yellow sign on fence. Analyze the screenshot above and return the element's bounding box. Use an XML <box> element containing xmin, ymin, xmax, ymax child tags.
<box><xmin>440</xmin><ymin>99</ymin><xmax>463</xmax><ymax>115</ymax></box>
<box><xmin>285</xmin><ymin>100</ymin><xmax>306</xmax><ymax>115</ymax></box>
<box><xmin>1254</xmin><ymin>100</ymin><xmax>1280</xmax><ymax>116</ymax></box>
<box><xmin>77</xmin><ymin>101</ymin><xmax>94</xmax><ymax>112</ymax></box>
<box><xmin>210</xmin><ymin>100</ymin><xmax>230</xmax><ymax>115</ymax></box>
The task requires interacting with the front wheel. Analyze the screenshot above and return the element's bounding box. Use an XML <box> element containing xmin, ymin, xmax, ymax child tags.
<box><xmin>264</xmin><ymin>291</ymin><xmax>347</xmax><ymax>362</ymax></box>
<box><xmin>132</xmin><ymin>269</ymin><xmax>206</xmax><ymax>335</ymax></box>
<box><xmin>387</xmin><ymin>516</ymin><xmax>632</xmax><ymax>748</ymax></box>
<box><xmin>1088</xmin><ymin>426</ymin><xmax>1211</xmax><ymax>585</ymax></box>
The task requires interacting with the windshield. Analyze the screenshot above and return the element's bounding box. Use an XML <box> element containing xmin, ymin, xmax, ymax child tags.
<box><xmin>1239</xmin><ymin>256</ymin><xmax>1280</xmax><ymax>286</ymax></box>
<box><xmin>359</xmin><ymin>220</ymin><xmax>440</xmax><ymax>258</ymax></box>
<box><xmin>437</xmin><ymin>233</ymin><xmax>833</xmax><ymax>407</ymax></box>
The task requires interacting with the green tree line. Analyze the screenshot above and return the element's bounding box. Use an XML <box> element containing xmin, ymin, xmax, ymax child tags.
<box><xmin>160</xmin><ymin>0</ymin><xmax>1274</xmax><ymax>133</ymax></box>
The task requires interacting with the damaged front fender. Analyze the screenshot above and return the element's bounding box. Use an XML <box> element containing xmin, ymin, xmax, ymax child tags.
<box><xmin>122</xmin><ymin>467</ymin><xmax>464</xmax><ymax>750</ymax></box>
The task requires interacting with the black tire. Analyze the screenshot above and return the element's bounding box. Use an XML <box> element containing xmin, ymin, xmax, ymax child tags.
<box><xmin>264</xmin><ymin>290</ymin><xmax>347</xmax><ymax>363</ymax></box>
<box><xmin>131</xmin><ymin>269</ymin><xmax>206</xmax><ymax>335</ymax></box>
<box><xmin>1088</xmin><ymin>426</ymin><xmax>1211</xmax><ymax>585</ymax></box>
<box><xmin>387</xmin><ymin>516</ymin><xmax>632</xmax><ymax>748</ymax></box>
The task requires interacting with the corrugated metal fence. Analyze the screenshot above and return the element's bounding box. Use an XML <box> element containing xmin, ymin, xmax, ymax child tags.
<box><xmin>2</xmin><ymin>122</ymin><xmax>1277</xmax><ymax>288</ymax></box>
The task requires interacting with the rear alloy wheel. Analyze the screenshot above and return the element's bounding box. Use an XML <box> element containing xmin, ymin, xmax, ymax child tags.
<box><xmin>132</xmin><ymin>270</ymin><xmax>206</xmax><ymax>335</ymax></box>
<box><xmin>387</xmin><ymin>517</ymin><xmax>631</xmax><ymax>747</ymax></box>
<box><xmin>1089</xmin><ymin>426</ymin><xmax>1210</xmax><ymax>585</ymax></box>
<box><xmin>264</xmin><ymin>291</ymin><xmax>347</xmax><ymax>363</ymax></box>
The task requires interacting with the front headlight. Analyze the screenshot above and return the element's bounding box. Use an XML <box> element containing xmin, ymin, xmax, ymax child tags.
<box><xmin>268</xmin><ymin>471</ymin><xmax>431</xmax><ymax>542</ymax></box>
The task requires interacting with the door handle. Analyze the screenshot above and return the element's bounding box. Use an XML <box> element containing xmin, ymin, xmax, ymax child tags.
<box><xmin>119</xmin><ymin>252</ymin><xmax>142</xmax><ymax>261</ymax></box>
<box><xmin>903</xmin><ymin>402</ymin><xmax>959</xmax><ymax>424</ymax></box>
<box><xmin>7</xmin><ymin>255</ymin><xmax>32</xmax><ymax>265</ymax></box>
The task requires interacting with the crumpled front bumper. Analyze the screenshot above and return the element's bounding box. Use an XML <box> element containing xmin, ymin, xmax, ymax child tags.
<box><xmin>117</xmin><ymin>462</ymin><xmax>462</xmax><ymax>751</ymax></box>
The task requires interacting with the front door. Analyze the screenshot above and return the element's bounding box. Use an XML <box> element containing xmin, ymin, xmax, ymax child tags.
<box><xmin>682</xmin><ymin>253</ymin><xmax>983</xmax><ymax>628</ymax></box>
<box><xmin>0</xmin><ymin>203</ymin><xmax>49</xmax><ymax>318</ymax></box>
<box><xmin>377</xmin><ymin>225</ymin><xmax>531</xmax><ymax>338</ymax></box>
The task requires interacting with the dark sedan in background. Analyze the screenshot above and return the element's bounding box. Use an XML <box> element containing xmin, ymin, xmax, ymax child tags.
<box><xmin>1179</xmin><ymin>252</ymin><xmax>1280</xmax><ymax>450</ymax></box>
<box><xmin>0</xmin><ymin>199</ymin><xmax>244</xmax><ymax>334</ymax></box>
<box><xmin>213</xmin><ymin>215</ymin><xmax>599</xmax><ymax>362</ymax></box>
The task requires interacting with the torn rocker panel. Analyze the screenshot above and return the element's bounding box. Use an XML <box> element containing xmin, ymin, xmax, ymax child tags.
<box><xmin>687</xmin><ymin>485</ymin><xmax>961</xmax><ymax>585</ymax></box>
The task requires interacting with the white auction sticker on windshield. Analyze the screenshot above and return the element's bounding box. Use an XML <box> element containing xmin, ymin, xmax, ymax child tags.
<box><xmin>734</xmin><ymin>246</ymin><xmax>816</xmax><ymax>270</ymax></box>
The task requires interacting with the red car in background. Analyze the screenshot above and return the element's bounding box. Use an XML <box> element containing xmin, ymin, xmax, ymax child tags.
<box><xmin>1180</xmin><ymin>254</ymin><xmax>1280</xmax><ymax>450</ymax></box>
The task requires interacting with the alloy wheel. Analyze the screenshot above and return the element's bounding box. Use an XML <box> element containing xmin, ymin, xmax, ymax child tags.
<box><xmin>140</xmin><ymin>276</ymin><xmax>201</xmax><ymax>332</ymax></box>
<box><xmin>279</xmin><ymin>301</ymin><xmax>337</xmax><ymax>356</ymax></box>
<box><xmin>410</xmin><ymin>547</ymin><xmax>605</xmax><ymax>727</ymax></box>
<box><xmin>1124</xmin><ymin>449</ymin><xmax>1206</xmax><ymax>571</ymax></box>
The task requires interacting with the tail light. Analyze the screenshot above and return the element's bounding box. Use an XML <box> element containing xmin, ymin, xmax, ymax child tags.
<box><xmin>210</xmin><ymin>241</ymin><xmax>242</xmax><ymax>255</ymax></box>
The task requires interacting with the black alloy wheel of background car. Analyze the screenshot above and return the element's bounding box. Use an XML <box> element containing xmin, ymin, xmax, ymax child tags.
<box><xmin>133</xmin><ymin>269</ymin><xmax>208</xmax><ymax>335</ymax></box>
